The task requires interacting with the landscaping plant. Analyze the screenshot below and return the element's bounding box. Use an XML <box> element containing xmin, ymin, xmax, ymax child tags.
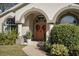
<box><xmin>50</xmin><ymin>44</ymin><xmax>69</xmax><ymax>56</ymax></box>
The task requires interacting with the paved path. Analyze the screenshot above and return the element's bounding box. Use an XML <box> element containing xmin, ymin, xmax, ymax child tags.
<box><xmin>22</xmin><ymin>42</ymin><xmax>47</xmax><ymax>56</ymax></box>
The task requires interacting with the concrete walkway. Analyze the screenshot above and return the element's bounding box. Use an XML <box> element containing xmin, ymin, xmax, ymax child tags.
<box><xmin>22</xmin><ymin>41</ymin><xmax>47</xmax><ymax>56</ymax></box>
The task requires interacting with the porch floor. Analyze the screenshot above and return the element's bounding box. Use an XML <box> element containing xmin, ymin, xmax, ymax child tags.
<box><xmin>22</xmin><ymin>41</ymin><xmax>47</xmax><ymax>56</ymax></box>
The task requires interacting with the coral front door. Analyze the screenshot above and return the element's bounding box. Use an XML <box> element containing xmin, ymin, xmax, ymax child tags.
<box><xmin>34</xmin><ymin>23</ymin><xmax>46</xmax><ymax>41</ymax></box>
<box><xmin>33</xmin><ymin>14</ymin><xmax>46</xmax><ymax>41</ymax></box>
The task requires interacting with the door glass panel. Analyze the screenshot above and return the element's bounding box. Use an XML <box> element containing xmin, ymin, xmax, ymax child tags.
<box><xmin>36</xmin><ymin>15</ymin><xmax>46</xmax><ymax>22</ymax></box>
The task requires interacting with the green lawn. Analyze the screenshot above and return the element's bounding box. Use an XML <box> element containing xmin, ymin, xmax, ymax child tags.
<box><xmin>0</xmin><ymin>45</ymin><xmax>27</xmax><ymax>56</ymax></box>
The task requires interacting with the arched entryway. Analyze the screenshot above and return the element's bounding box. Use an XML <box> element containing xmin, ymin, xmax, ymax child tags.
<box><xmin>33</xmin><ymin>14</ymin><xmax>46</xmax><ymax>41</ymax></box>
<box><xmin>24</xmin><ymin>11</ymin><xmax>47</xmax><ymax>41</ymax></box>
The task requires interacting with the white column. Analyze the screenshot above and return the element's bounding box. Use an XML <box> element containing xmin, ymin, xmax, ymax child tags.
<box><xmin>49</xmin><ymin>24</ymin><xmax>54</xmax><ymax>31</ymax></box>
<box><xmin>16</xmin><ymin>23</ymin><xmax>24</xmax><ymax>45</ymax></box>
<box><xmin>18</xmin><ymin>24</ymin><xmax>22</xmax><ymax>36</ymax></box>
<box><xmin>46</xmin><ymin>30</ymin><xmax>49</xmax><ymax>41</ymax></box>
<box><xmin>3</xmin><ymin>26</ymin><xmax>6</xmax><ymax>32</ymax></box>
<box><xmin>46</xmin><ymin>24</ymin><xmax>54</xmax><ymax>41</ymax></box>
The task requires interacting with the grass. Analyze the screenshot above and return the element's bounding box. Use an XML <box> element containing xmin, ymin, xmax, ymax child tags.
<box><xmin>0</xmin><ymin>45</ymin><xmax>27</xmax><ymax>56</ymax></box>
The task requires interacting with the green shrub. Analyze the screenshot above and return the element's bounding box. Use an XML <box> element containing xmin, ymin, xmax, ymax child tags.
<box><xmin>5</xmin><ymin>30</ymin><xmax>17</xmax><ymax>45</ymax></box>
<box><xmin>69</xmin><ymin>45</ymin><xmax>79</xmax><ymax>56</ymax></box>
<box><xmin>43</xmin><ymin>42</ymin><xmax>52</xmax><ymax>52</ymax></box>
<box><xmin>50</xmin><ymin>24</ymin><xmax>79</xmax><ymax>47</ymax></box>
<box><xmin>50</xmin><ymin>44</ymin><xmax>69</xmax><ymax>56</ymax></box>
<box><xmin>24</xmin><ymin>32</ymin><xmax>32</xmax><ymax>39</ymax></box>
<box><xmin>0</xmin><ymin>30</ymin><xmax>17</xmax><ymax>45</ymax></box>
<box><xmin>0</xmin><ymin>33</ymin><xmax>6</xmax><ymax>45</ymax></box>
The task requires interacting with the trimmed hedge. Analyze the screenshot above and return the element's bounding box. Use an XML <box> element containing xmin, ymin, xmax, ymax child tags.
<box><xmin>42</xmin><ymin>24</ymin><xmax>79</xmax><ymax>55</ymax></box>
<box><xmin>50</xmin><ymin>44</ymin><xmax>69</xmax><ymax>56</ymax></box>
<box><xmin>50</xmin><ymin>24</ymin><xmax>79</xmax><ymax>48</ymax></box>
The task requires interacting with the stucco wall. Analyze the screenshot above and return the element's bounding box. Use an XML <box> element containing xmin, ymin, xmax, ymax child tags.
<box><xmin>15</xmin><ymin>3</ymin><xmax>71</xmax><ymax>23</ymax></box>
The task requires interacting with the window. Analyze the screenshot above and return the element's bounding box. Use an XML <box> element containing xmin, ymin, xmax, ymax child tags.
<box><xmin>60</xmin><ymin>15</ymin><xmax>77</xmax><ymax>24</ymax></box>
<box><xmin>6</xmin><ymin>18</ymin><xmax>15</xmax><ymax>25</ymax></box>
<box><xmin>4</xmin><ymin>17</ymin><xmax>16</xmax><ymax>32</ymax></box>
<box><xmin>36</xmin><ymin>15</ymin><xmax>46</xmax><ymax>22</ymax></box>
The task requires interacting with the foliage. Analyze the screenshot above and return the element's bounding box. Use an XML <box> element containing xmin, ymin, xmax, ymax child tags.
<box><xmin>50</xmin><ymin>44</ymin><xmax>69</xmax><ymax>56</ymax></box>
<box><xmin>24</xmin><ymin>32</ymin><xmax>32</xmax><ymax>39</ymax></box>
<box><xmin>43</xmin><ymin>24</ymin><xmax>79</xmax><ymax>56</ymax></box>
<box><xmin>5</xmin><ymin>30</ymin><xmax>17</xmax><ymax>45</ymax></box>
<box><xmin>69</xmin><ymin>45</ymin><xmax>79</xmax><ymax>56</ymax></box>
<box><xmin>0</xmin><ymin>30</ymin><xmax>17</xmax><ymax>45</ymax></box>
<box><xmin>50</xmin><ymin>24</ymin><xmax>79</xmax><ymax>48</ymax></box>
<box><xmin>0</xmin><ymin>33</ymin><xmax>6</xmax><ymax>45</ymax></box>
<box><xmin>43</xmin><ymin>42</ymin><xmax>52</xmax><ymax>52</ymax></box>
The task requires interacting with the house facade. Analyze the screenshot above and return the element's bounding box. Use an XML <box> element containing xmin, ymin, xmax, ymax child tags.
<box><xmin>0</xmin><ymin>3</ymin><xmax>79</xmax><ymax>44</ymax></box>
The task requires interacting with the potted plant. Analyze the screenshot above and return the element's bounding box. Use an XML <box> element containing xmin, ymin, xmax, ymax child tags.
<box><xmin>25</xmin><ymin>31</ymin><xmax>32</xmax><ymax>45</ymax></box>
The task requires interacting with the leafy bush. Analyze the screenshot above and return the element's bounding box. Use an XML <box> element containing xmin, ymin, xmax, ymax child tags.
<box><xmin>0</xmin><ymin>30</ymin><xmax>17</xmax><ymax>45</ymax></box>
<box><xmin>5</xmin><ymin>30</ymin><xmax>17</xmax><ymax>45</ymax></box>
<box><xmin>0</xmin><ymin>33</ymin><xmax>6</xmax><ymax>45</ymax></box>
<box><xmin>43</xmin><ymin>42</ymin><xmax>52</xmax><ymax>52</ymax></box>
<box><xmin>69</xmin><ymin>45</ymin><xmax>79</xmax><ymax>56</ymax></box>
<box><xmin>50</xmin><ymin>44</ymin><xmax>69</xmax><ymax>56</ymax></box>
<box><xmin>24</xmin><ymin>32</ymin><xmax>32</xmax><ymax>39</ymax></box>
<box><xmin>50</xmin><ymin>24</ymin><xmax>79</xmax><ymax>48</ymax></box>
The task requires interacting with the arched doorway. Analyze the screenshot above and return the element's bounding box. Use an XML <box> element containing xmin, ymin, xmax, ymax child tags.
<box><xmin>24</xmin><ymin>11</ymin><xmax>47</xmax><ymax>41</ymax></box>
